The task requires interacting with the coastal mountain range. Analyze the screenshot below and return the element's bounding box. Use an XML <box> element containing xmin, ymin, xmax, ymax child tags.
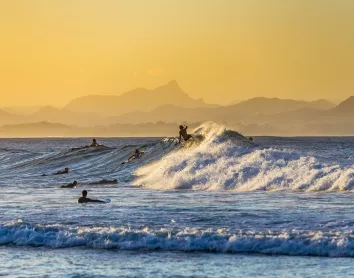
<box><xmin>65</xmin><ymin>80</ymin><xmax>215</xmax><ymax>117</ymax></box>
<box><xmin>0</xmin><ymin>80</ymin><xmax>354</xmax><ymax>136</ymax></box>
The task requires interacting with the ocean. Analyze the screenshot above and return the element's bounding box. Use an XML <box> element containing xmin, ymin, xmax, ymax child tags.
<box><xmin>1</xmin><ymin>122</ymin><xmax>354</xmax><ymax>277</ymax></box>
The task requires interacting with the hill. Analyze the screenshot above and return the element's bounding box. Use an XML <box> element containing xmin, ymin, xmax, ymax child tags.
<box><xmin>65</xmin><ymin>80</ymin><xmax>213</xmax><ymax>116</ymax></box>
<box><xmin>229</xmin><ymin>97</ymin><xmax>335</xmax><ymax>116</ymax></box>
<box><xmin>330</xmin><ymin>96</ymin><xmax>354</xmax><ymax>115</ymax></box>
<box><xmin>28</xmin><ymin>106</ymin><xmax>103</xmax><ymax>126</ymax></box>
<box><xmin>110</xmin><ymin>98</ymin><xmax>335</xmax><ymax>124</ymax></box>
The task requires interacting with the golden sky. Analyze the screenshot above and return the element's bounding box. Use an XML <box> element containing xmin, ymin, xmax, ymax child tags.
<box><xmin>1</xmin><ymin>0</ymin><xmax>354</xmax><ymax>106</ymax></box>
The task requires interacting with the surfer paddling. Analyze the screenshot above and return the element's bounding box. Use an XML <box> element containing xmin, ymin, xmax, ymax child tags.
<box><xmin>54</xmin><ymin>167</ymin><xmax>69</xmax><ymax>175</ymax></box>
<box><xmin>89</xmin><ymin>179</ymin><xmax>118</xmax><ymax>185</ymax></box>
<box><xmin>78</xmin><ymin>190</ymin><xmax>105</xmax><ymax>203</ymax></box>
<box><xmin>60</xmin><ymin>181</ymin><xmax>77</xmax><ymax>188</ymax></box>
<box><xmin>41</xmin><ymin>167</ymin><xmax>69</xmax><ymax>176</ymax></box>
<box><xmin>178</xmin><ymin>125</ymin><xmax>193</xmax><ymax>144</ymax></box>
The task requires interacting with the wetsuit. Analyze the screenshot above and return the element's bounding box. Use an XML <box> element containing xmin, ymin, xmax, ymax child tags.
<box><xmin>179</xmin><ymin>127</ymin><xmax>192</xmax><ymax>142</ymax></box>
<box><xmin>54</xmin><ymin>170</ymin><xmax>69</xmax><ymax>175</ymax></box>
<box><xmin>60</xmin><ymin>182</ymin><xmax>77</xmax><ymax>188</ymax></box>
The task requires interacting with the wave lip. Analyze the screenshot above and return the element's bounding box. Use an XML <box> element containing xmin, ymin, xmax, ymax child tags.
<box><xmin>134</xmin><ymin>122</ymin><xmax>354</xmax><ymax>192</ymax></box>
<box><xmin>1</xmin><ymin>223</ymin><xmax>354</xmax><ymax>257</ymax></box>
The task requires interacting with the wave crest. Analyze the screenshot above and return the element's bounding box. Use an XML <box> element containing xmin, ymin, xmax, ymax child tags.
<box><xmin>134</xmin><ymin>122</ymin><xmax>354</xmax><ymax>192</ymax></box>
<box><xmin>1</xmin><ymin>222</ymin><xmax>353</xmax><ymax>257</ymax></box>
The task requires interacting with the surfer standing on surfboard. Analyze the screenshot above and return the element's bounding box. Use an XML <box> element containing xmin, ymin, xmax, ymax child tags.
<box><xmin>178</xmin><ymin>125</ymin><xmax>193</xmax><ymax>144</ymax></box>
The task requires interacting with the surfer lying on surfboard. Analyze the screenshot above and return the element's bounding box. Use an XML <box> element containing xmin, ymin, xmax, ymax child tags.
<box><xmin>59</xmin><ymin>181</ymin><xmax>77</xmax><ymax>188</ymax></box>
<box><xmin>89</xmin><ymin>179</ymin><xmax>118</xmax><ymax>185</ymax></box>
<box><xmin>71</xmin><ymin>139</ymin><xmax>105</xmax><ymax>151</ymax></box>
<box><xmin>78</xmin><ymin>190</ymin><xmax>105</xmax><ymax>203</ymax></box>
<box><xmin>42</xmin><ymin>167</ymin><xmax>69</xmax><ymax>176</ymax></box>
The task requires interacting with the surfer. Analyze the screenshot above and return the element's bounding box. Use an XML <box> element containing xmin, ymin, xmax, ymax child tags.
<box><xmin>120</xmin><ymin>149</ymin><xmax>144</xmax><ymax>165</ymax></box>
<box><xmin>60</xmin><ymin>181</ymin><xmax>77</xmax><ymax>188</ymax></box>
<box><xmin>54</xmin><ymin>168</ymin><xmax>69</xmax><ymax>175</ymax></box>
<box><xmin>90</xmin><ymin>139</ymin><xmax>100</xmax><ymax>147</ymax></box>
<box><xmin>178</xmin><ymin>125</ymin><xmax>193</xmax><ymax>144</ymax></box>
<box><xmin>130</xmin><ymin>149</ymin><xmax>143</xmax><ymax>160</ymax></box>
<box><xmin>78</xmin><ymin>190</ymin><xmax>105</xmax><ymax>203</ymax></box>
<box><xmin>89</xmin><ymin>179</ymin><xmax>118</xmax><ymax>185</ymax></box>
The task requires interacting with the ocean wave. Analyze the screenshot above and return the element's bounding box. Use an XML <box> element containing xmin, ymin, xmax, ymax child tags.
<box><xmin>134</xmin><ymin>122</ymin><xmax>354</xmax><ymax>192</ymax></box>
<box><xmin>1</xmin><ymin>222</ymin><xmax>353</xmax><ymax>257</ymax></box>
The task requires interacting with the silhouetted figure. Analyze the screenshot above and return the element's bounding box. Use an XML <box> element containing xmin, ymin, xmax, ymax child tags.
<box><xmin>90</xmin><ymin>139</ymin><xmax>99</xmax><ymax>147</ymax></box>
<box><xmin>129</xmin><ymin>149</ymin><xmax>143</xmax><ymax>160</ymax></box>
<box><xmin>249</xmin><ymin>137</ymin><xmax>253</xmax><ymax>142</ymax></box>
<box><xmin>178</xmin><ymin>125</ymin><xmax>193</xmax><ymax>144</ymax></box>
<box><xmin>121</xmin><ymin>149</ymin><xmax>144</xmax><ymax>165</ymax></box>
<box><xmin>54</xmin><ymin>168</ymin><xmax>69</xmax><ymax>175</ymax></box>
<box><xmin>60</xmin><ymin>181</ymin><xmax>77</xmax><ymax>188</ymax></box>
<box><xmin>78</xmin><ymin>190</ymin><xmax>105</xmax><ymax>203</ymax></box>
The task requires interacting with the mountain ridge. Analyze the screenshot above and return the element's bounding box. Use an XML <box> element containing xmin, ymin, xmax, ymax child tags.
<box><xmin>65</xmin><ymin>80</ymin><xmax>213</xmax><ymax>116</ymax></box>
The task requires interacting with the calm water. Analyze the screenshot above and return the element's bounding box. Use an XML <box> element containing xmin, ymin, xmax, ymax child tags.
<box><xmin>1</xmin><ymin>123</ymin><xmax>354</xmax><ymax>277</ymax></box>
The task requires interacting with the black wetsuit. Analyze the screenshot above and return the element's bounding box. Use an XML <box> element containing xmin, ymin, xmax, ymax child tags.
<box><xmin>179</xmin><ymin>128</ymin><xmax>192</xmax><ymax>142</ymax></box>
<box><xmin>60</xmin><ymin>182</ymin><xmax>77</xmax><ymax>188</ymax></box>
<box><xmin>78</xmin><ymin>197</ymin><xmax>105</xmax><ymax>203</ymax></box>
<box><xmin>54</xmin><ymin>170</ymin><xmax>69</xmax><ymax>175</ymax></box>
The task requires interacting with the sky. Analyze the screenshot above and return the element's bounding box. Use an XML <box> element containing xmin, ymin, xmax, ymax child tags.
<box><xmin>0</xmin><ymin>0</ymin><xmax>354</xmax><ymax>106</ymax></box>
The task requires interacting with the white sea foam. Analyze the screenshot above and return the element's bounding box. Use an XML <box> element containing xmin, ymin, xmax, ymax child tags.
<box><xmin>1</xmin><ymin>222</ymin><xmax>353</xmax><ymax>257</ymax></box>
<box><xmin>134</xmin><ymin>122</ymin><xmax>354</xmax><ymax>191</ymax></box>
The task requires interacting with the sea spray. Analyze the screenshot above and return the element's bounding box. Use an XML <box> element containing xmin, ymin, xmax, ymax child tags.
<box><xmin>134</xmin><ymin>122</ymin><xmax>354</xmax><ymax>192</ymax></box>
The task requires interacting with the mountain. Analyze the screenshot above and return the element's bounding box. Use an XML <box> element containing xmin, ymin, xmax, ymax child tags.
<box><xmin>2</xmin><ymin>106</ymin><xmax>45</xmax><ymax>116</ymax></box>
<box><xmin>330</xmin><ymin>96</ymin><xmax>354</xmax><ymax>115</ymax></box>
<box><xmin>0</xmin><ymin>109</ymin><xmax>13</xmax><ymax>117</ymax></box>
<box><xmin>109</xmin><ymin>97</ymin><xmax>335</xmax><ymax>125</ymax></box>
<box><xmin>108</xmin><ymin>104</ymin><xmax>237</xmax><ymax>124</ymax></box>
<box><xmin>65</xmin><ymin>81</ymin><xmax>214</xmax><ymax>116</ymax></box>
<box><xmin>28</xmin><ymin>106</ymin><xmax>103</xmax><ymax>126</ymax></box>
<box><xmin>229</xmin><ymin>97</ymin><xmax>335</xmax><ymax>116</ymax></box>
<box><xmin>0</xmin><ymin>121</ymin><xmax>75</xmax><ymax>137</ymax></box>
<box><xmin>0</xmin><ymin>109</ymin><xmax>23</xmax><ymax>125</ymax></box>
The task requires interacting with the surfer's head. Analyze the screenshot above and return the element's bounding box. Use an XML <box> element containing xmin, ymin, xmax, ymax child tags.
<box><xmin>92</xmin><ymin>139</ymin><xmax>96</xmax><ymax>143</ymax></box>
<box><xmin>82</xmin><ymin>190</ymin><xmax>87</xmax><ymax>197</ymax></box>
<box><xmin>179</xmin><ymin>125</ymin><xmax>183</xmax><ymax>130</ymax></box>
<box><xmin>64</xmin><ymin>168</ymin><xmax>69</xmax><ymax>172</ymax></box>
<box><xmin>73</xmin><ymin>181</ymin><xmax>77</xmax><ymax>186</ymax></box>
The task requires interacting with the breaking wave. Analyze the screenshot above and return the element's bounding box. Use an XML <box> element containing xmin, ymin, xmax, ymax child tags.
<box><xmin>135</xmin><ymin>122</ymin><xmax>354</xmax><ymax>192</ymax></box>
<box><xmin>1</xmin><ymin>222</ymin><xmax>354</xmax><ymax>257</ymax></box>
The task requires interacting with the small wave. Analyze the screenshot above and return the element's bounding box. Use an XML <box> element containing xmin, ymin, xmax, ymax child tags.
<box><xmin>134</xmin><ymin>122</ymin><xmax>354</xmax><ymax>192</ymax></box>
<box><xmin>0</xmin><ymin>222</ymin><xmax>353</xmax><ymax>257</ymax></box>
